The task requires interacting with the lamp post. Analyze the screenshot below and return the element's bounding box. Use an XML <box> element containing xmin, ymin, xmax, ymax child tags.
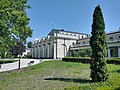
<box><xmin>18</xmin><ymin>37</ymin><xmax>21</xmax><ymax>70</ymax></box>
<box><xmin>18</xmin><ymin>35</ymin><xmax>23</xmax><ymax>70</ymax></box>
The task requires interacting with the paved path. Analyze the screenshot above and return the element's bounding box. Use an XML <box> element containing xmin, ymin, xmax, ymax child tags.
<box><xmin>0</xmin><ymin>59</ymin><xmax>42</xmax><ymax>72</ymax></box>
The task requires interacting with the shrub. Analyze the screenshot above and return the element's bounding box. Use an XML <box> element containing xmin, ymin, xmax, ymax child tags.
<box><xmin>71</xmin><ymin>48</ymin><xmax>92</xmax><ymax>57</ymax></box>
<box><xmin>62</xmin><ymin>57</ymin><xmax>90</xmax><ymax>64</ymax></box>
<box><xmin>105</xmin><ymin>58</ymin><xmax>120</xmax><ymax>65</ymax></box>
<box><xmin>0</xmin><ymin>60</ymin><xmax>17</xmax><ymax>64</ymax></box>
<box><xmin>62</xmin><ymin>57</ymin><xmax>120</xmax><ymax>65</ymax></box>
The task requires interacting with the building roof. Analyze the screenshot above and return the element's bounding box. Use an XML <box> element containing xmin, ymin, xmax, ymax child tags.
<box><xmin>48</xmin><ymin>29</ymin><xmax>89</xmax><ymax>35</ymax></box>
<box><xmin>106</xmin><ymin>30</ymin><xmax>120</xmax><ymax>35</ymax></box>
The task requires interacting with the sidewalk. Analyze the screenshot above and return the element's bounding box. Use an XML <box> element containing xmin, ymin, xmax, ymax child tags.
<box><xmin>0</xmin><ymin>59</ymin><xmax>42</xmax><ymax>72</ymax></box>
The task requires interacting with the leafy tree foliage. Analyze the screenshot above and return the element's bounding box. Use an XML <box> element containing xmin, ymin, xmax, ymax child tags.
<box><xmin>71</xmin><ymin>48</ymin><xmax>92</xmax><ymax>57</ymax></box>
<box><xmin>27</xmin><ymin>41</ymin><xmax>32</xmax><ymax>48</ymax></box>
<box><xmin>71</xmin><ymin>50</ymin><xmax>78</xmax><ymax>57</ymax></box>
<box><xmin>0</xmin><ymin>0</ymin><xmax>32</xmax><ymax>57</ymax></box>
<box><xmin>90</xmin><ymin>5</ymin><xmax>108</xmax><ymax>82</ymax></box>
<box><xmin>10</xmin><ymin>39</ymin><xmax>25</xmax><ymax>57</ymax></box>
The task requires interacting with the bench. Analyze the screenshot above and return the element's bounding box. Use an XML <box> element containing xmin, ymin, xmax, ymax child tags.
<box><xmin>28</xmin><ymin>61</ymin><xmax>34</xmax><ymax>65</ymax></box>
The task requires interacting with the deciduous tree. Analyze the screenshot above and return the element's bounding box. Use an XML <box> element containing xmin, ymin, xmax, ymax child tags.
<box><xmin>0</xmin><ymin>0</ymin><xmax>32</xmax><ymax>57</ymax></box>
<box><xmin>27</xmin><ymin>41</ymin><xmax>32</xmax><ymax>48</ymax></box>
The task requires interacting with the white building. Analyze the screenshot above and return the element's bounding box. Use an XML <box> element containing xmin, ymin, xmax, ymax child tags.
<box><xmin>71</xmin><ymin>29</ymin><xmax>120</xmax><ymax>57</ymax></box>
<box><xmin>32</xmin><ymin>28</ymin><xmax>120</xmax><ymax>59</ymax></box>
<box><xmin>32</xmin><ymin>29</ymin><xmax>89</xmax><ymax>59</ymax></box>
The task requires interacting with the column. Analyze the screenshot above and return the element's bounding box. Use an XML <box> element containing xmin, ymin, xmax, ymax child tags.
<box><xmin>44</xmin><ymin>44</ymin><xmax>46</xmax><ymax>58</ymax></box>
<box><xmin>49</xmin><ymin>44</ymin><xmax>52</xmax><ymax>58</ymax></box>
<box><xmin>53</xmin><ymin>43</ymin><xmax>56</xmax><ymax>59</ymax></box>
<box><xmin>35</xmin><ymin>46</ymin><xmax>37</xmax><ymax>58</ymax></box>
<box><xmin>42</xmin><ymin>44</ymin><xmax>45</xmax><ymax>58</ymax></box>
<box><xmin>40</xmin><ymin>45</ymin><xmax>42</xmax><ymax>58</ymax></box>
<box><xmin>39</xmin><ymin>45</ymin><xmax>41</xmax><ymax>58</ymax></box>
<box><xmin>38</xmin><ymin>45</ymin><xmax>40</xmax><ymax>58</ymax></box>
<box><xmin>45</xmin><ymin>44</ymin><xmax>47</xmax><ymax>58</ymax></box>
<box><xmin>47</xmin><ymin>44</ymin><xmax>50</xmax><ymax>58</ymax></box>
<box><xmin>118</xmin><ymin>47</ymin><xmax>120</xmax><ymax>57</ymax></box>
<box><xmin>108</xmin><ymin>47</ymin><xmax>111</xmax><ymax>58</ymax></box>
<box><xmin>41</xmin><ymin>45</ymin><xmax>43</xmax><ymax>58</ymax></box>
<box><xmin>33</xmin><ymin>47</ymin><xmax>35</xmax><ymax>58</ymax></box>
<box><xmin>36</xmin><ymin>46</ymin><xmax>38</xmax><ymax>58</ymax></box>
<box><xmin>32</xmin><ymin>47</ymin><xmax>34</xmax><ymax>58</ymax></box>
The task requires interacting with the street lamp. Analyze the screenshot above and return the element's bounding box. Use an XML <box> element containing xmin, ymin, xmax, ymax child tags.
<box><xmin>18</xmin><ymin>35</ymin><xmax>23</xmax><ymax>70</ymax></box>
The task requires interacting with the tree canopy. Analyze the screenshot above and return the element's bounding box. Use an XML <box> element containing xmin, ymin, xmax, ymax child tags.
<box><xmin>0</xmin><ymin>0</ymin><xmax>32</xmax><ymax>57</ymax></box>
<box><xmin>27</xmin><ymin>41</ymin><xmax>32</xmax><ymax>48</ymax></box>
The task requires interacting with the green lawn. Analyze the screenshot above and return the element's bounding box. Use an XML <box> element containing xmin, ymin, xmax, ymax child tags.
<box><xmin>0</xmin><ymin>60</ymin><xmax>120</xmax><ymax>90</ymax></box>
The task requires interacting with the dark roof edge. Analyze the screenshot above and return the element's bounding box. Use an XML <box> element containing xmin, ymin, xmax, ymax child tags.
<box><xmin>106</xmin><ymin>30</ymin><xmax>120</xmax><ymax>35</ymax></box>
<box><xmin>48</xmin><ymin>29</ymin><xmax>89</xmax><ymax>35</ymax></box>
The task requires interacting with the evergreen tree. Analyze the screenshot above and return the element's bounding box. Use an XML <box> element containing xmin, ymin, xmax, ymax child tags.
<box><xmin>90</xmin><ymin>5</ymin><xmax>108</xmax><ymax>82</ymax></box>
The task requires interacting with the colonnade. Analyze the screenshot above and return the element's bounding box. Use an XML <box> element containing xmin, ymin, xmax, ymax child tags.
<box><xmin>32</xmin><ymin>43</ymin><xmax>56</xmax><ymax>59</ymax></box>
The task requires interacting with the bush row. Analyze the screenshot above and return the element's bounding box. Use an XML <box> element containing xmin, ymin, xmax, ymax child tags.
<box><xmin>62</xmin><ymin>57</ymin><xmax>120</xmax><ymax>65</ymax></box>
<box><xmin>105</xmin><ymin>58</ymin><xmax>120</xmax><ymax>64</ymax></box>
<box><xmin>0</xmin><ymin>60</ymin><xmax>16</xmax><ymax>64</ymax></box>
<box><xmin>62</xmin><ymin>57</ymin><xmax>90</xmax><ymax>64</ymax></box>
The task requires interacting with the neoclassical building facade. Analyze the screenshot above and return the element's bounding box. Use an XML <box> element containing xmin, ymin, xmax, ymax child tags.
<box><xmin>32</xmin><ymin>29</ymin><xmax>89</xmax><ymax>59</ymax></box>
<box><xmin>32</xmin><ymin>28</ymin><xmax>120</xmax><ymax>59</ymax></box>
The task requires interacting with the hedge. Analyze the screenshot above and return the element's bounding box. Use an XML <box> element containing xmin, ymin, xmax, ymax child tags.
<box><xmin>62</xmin><ymin>57</ymin><xmax>120</xmax><ymax>65</ymax></box>
<box><xmin>105</xmin><ymin>58</ymin><xmax>120</xmax><ymax>65</ymax></box>
<box><xmin>0</xmin><ymin>60</ymin><xmax>17</xmax><ymax>64</ymax></box>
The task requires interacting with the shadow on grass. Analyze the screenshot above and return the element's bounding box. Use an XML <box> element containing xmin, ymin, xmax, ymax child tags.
<box><xmin>44</xmin><ymin>77</ymin><xmax>91</xmax><ymax>83</ymax></box>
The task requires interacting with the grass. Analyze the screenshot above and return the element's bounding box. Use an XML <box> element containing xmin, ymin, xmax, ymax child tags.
<box><xmin>0</xmin><ymin>60</ymin><xmax>120</xmax><ymax>90</ymax></box>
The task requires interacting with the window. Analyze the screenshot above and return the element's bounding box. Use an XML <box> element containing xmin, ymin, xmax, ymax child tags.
<box><xmin>72</xmin><ymin>42</ymin><xmax>75</xmax><ymax>45</ymax></box>
<box><xmin>83</xmin><ymin>42</ymin><xmax>85</xmax><ymax>44</ymax></box>
<box><xmin>110</xmin><ymin>37</ymin><xmax>113</xmax><ymax>40</ymax></box>
<box><xmin>76</xmin><ymin>41</ymin><xmax>80</xmax><ymax>44</ymax></box>
<box><xmin>82</xmin><ymin>36</ymin><xmax>83</xmax><ymax>38</ymax></box>
<box><xmin>87</xmin><ymin>35</ymin><xmax>90</xmax><ymax>37</ymax></box>
<box><xmin>76</xmin><ymin>40</ymin><xmax>78</xmax><ymax>44</ymax></box>
<box><xmin>119</xmin><ymin>36</ymin><xmax>120</xmax><ymax>38</ymax></box>
<box><xmin>66</xmin><ymin>33</ymin><xmax>68</xmax><ymax>35</ymax></box>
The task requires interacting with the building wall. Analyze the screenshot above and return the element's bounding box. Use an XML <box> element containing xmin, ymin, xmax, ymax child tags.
<box><xmin>71</xmin><ymin>30</ymin><xmax>120</xmax><ymax>57</ymax></box>
<box><xmin>107</xmin><ymin>32</ymin><xmax>120</xmax><ymax>42</ymax></box>
<box><xmin>32</xmin><ymin>29</ymin><xmax>89</xmax><ymax>59</ymax></box>
<box><xmin>32</xmin><ymin>29</ymin><xmax>120</xmax><ymax>59</ymax></box>
<box><xmin>56</xmin><ymin>38</ymin><xmax>76</xmax><ymax>59</ymax></box>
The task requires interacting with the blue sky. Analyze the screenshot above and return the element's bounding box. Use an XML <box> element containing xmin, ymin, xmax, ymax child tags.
<box><xmin>26</xmin><ymin>0</ymin><xmax>120</xmax><ymax>41</ymax></box>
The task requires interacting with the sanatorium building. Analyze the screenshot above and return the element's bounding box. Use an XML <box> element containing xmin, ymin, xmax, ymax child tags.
<box><xmin>32</xmin><ymin>28</ymin><xmax>120</xmax><ymax>59</ymax></box>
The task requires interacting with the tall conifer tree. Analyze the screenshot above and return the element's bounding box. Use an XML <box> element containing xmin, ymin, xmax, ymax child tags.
<box><xmin>90</xmin><ymin>5</ymin><xmax>108</xmax><ymax>82</ymax></box>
